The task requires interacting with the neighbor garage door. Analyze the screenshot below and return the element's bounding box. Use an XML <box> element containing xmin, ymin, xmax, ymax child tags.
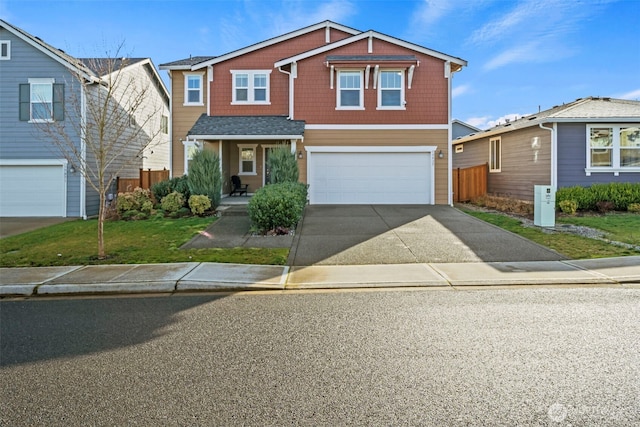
<box><xmin>0</xmin><ymin>164</ymin><xmax>66</xmax><ymax>216</ymax></box>
<box><xmin>308</xmin><ymin>149</ymin><xmax>432</xmax><ymax>204</ymax></box>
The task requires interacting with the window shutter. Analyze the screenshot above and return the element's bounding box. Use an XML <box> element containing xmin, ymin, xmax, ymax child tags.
<box><xmin>53</xmin><ymin>83</ymin><xmax>64</xmax><ymax>121</ymax></box>
<box><xmin>19</xmin><ymin>84</ymin><xmax>30</xmax><ymax>121</ymax></box>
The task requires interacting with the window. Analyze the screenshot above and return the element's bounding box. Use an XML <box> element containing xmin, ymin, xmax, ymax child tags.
<box><xmin>19</xmin><ymin>78</ymin><xmax>64</xmax><ymax>122</ymax></box>
<box><xmin>160</xmin><ymin>115</ymin><xmax>168</xmax><ymax>134</ymax></box>
<box><xmin>183</xmin><ymin>140</ymin><xmax>202</xmax><ymax>174</ymax></box>
<box><xmin>0</xmin><ymin>40</ymin><xmax>10</xmax><ymax>60</ymax></box>
<box><xmin>378</xmin><ymin>70</ymin><xmax>404</xmax><ymax>109</ymax></box>
<box><xmin>587</xmin><ymin>124</ymin><xmax>640</xmax><ymax>171</ymax></box>
<box><xmin>231</xmin><ymin>70</ymin><xmax>270</xmax><ymax>104</ymax></box>
<box><xmin>337</xmin><ymin>70</ymin><xmax>363</xmax><ymax>109</ymax></box>
<box><xmin>238</xmin><ymin>144</ymin><xmax>257</xmax><ymax>175</ymax></box>
<box><xmin>489</xmin><ymin>137</ymin><xmax>501</xmax><ymax>172</ymax></box>
<box><xmin>183</xmin><ymin>73</ymin><xmax>203</xmax><ymax>105</ymax></box>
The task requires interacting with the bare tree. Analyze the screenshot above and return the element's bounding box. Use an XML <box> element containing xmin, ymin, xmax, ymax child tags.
<box><xmin>34</xmin><ymin>44</ymin><xmax>164</xmax><ymax>259</ymax></box>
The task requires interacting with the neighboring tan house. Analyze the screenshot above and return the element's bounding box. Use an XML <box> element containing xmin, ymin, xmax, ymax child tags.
<box><xmin>160</xmin><ymin>21</ymin><xmax>466</xmax><ymax>204</ymax></box>
<box><xmin>0</xmin><ymin>19</ymin><xmax>170</xmax><ymax>217</ymax></box>
<box><xmin>452</xmin><ymin>97</ymin><xmax>640</xmax><ymax>202</ymax></box>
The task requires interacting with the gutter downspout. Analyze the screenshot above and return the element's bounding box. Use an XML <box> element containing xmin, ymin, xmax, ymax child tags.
<box><xmin>445</xmin><ymin>61</ymin><xmax>453</xmax><ymax>206</ymax></box>
<box><xmin>166</xmin><ymin>70</ymin><xmax>173</xmax><ymax>178</ymax></box>
<box><xmin>80</xmin><ymin>84</ymin><xmax>87</xmax><ymax>219</ymax></box>
<box><xmin>278</xmin><ymin>62</ymin><xmax>296</xmax><ymax>119</ymax></box>
<box><xmin>539</xmin><ymin>122</ymin><xmax>556</xmax><ymax>188</ymax></box>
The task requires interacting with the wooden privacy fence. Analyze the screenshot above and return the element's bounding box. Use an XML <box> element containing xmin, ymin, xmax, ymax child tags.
<box><xmin>117</xmin><ymin>168</ymin><xmax>169</xmax><ymax>193</ymax></box>
<box><xmin>453</xmin><ymin>163</ymin><xmax>488</xmax><ymax>202</ymax></box>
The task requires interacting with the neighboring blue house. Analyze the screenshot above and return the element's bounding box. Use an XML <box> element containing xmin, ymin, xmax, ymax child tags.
<box><xmin>452</xmin><ymin>97</ymin><xmax>640</xmax><ymax>201</ymax></box>
<box><xmin>452</xmin><ymin>119</ymin><xmax>481</xmax><ymax>139</ymax></box>
<box><xmin>0</xmin><ymin>19</ymin><xmax>169</xmax><ymax>218</ymax></box>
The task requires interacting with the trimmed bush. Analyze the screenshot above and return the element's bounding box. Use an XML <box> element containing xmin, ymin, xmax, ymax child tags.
<box><xmin>558</xmin><ymin>199</ymin><xmax>578</xmax><ymax>215</ymax></box>
<box><xmin>188</xmin><ymin>150</ymin><xmax>222</xmax><ymax>209</ymax></box>
<box><xmin>188</xmin><ymin>195</ymin><xmax>212</xmax><ymax>216</ymax></box>
<box><xmin>556</xmin><ymin>183</ymin><xmax>640</xmax><ymax>212</ymax></box>
<box><xmin>151</xmin><ymin>175</ymin><xmax>190</xmax><ymax>206</ymax></box>
<box><xmin>116</xmin><ymin>187</ymin><xmax>154</xmax><ymax>219</ymax></box>
<box><xmin>267</xmin><ymin>145</ymin><xmax>299</xmax><ymax>184</ymax></box>
<box><xmin>248</xmin><ymin>182</ymin><xmax>308</xmax><ymax>232</ymax></box>
<box><xmin>160</xmin><ymin>191</ymin><xmax>185</xmax><ymax>214</ymax></box>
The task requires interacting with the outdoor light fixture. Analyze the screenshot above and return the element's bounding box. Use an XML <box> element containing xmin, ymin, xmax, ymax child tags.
<box><xmin>298</xmin><ymin>150</ymin><xmax>303</xmax><ymax>159</ymax></box>
<box><xmin>438</xmin><ymin>150</ymin><xmax>444</xmax><ymax>159</ymax></box>
<box><xmin>69</xmin><ymin>165</ymin><xmax>76</xmax><ymax>173</ymax></box>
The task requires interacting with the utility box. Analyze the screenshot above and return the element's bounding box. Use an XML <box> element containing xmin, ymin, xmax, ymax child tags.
<box><xmin>534</xmin><ymin>185</ymin><xmax>556</xmax><ymax>227</ymax></box>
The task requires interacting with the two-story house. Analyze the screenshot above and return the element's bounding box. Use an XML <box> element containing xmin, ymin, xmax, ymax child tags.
<box><xmin>0</xmin><ymin>19</ymin><xmax>170</xmax><ymax>218</ymax></box>
<box><xmin>160</xmin><ymin>21</ymin><xmax>466</xmax><ymax>205</ymax></box>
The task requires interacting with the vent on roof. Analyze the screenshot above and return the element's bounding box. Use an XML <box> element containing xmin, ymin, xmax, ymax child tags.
<box><xmin>528</xmin><ymin>116</ymin><xmax>537</xmax><ymax>120</ymax></box>
<box><xmin>504</xmin><ymin>123</ymin><xmax>512</xmax><ymax>127</ymax></box>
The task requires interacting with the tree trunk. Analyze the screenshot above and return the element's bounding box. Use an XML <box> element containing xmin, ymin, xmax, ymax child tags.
<box><xmin>98</xmin><ymin>191</ymin><xmax>106</xmax><ymax>259</ymax></box>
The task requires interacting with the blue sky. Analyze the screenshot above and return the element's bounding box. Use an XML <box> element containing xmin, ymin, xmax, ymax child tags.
<box><xmin>2</xmin><ymin>0</ymin><xmax>639</xmax><ymax>129</ymax></box>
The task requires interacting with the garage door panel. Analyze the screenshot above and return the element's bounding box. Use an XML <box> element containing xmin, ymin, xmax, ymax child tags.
<box><xmin>310</xmin><ymin>151</ymin><xmax>431</xmax><ymax>205</ymax></box>
<box><xmin>0</xmin><ymin>165</ymin><xmax>66</xmax><ymax>217</ymax></box>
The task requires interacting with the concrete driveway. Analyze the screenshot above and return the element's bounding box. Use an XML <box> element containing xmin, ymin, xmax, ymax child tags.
<box><xmin>289</xmin><ymin>205</ymin><xmax>565</xmax><ymax>266</ymax></box>
<box><xmin>0</xmin><ymin>217</ymin><xmax>77</xmax><ymax>239</ymax></box>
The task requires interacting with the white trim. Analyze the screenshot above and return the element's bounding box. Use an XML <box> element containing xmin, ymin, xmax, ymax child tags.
<box><xmin>80</xmin><ymin>85</ymin><xmax>87</xmax><ymax>219</ymax></box>
<box><xmin>275</xmin><ymin>29</ymin><xmax>467</xmax><ymax>68</ymax></box>
<box><xmin>194</xmin><ymin>21</ymin><xmax>361</xmax><ymax>70</ymax></box>
<box><xmin>447</xmin><ymin>61</ymin><xmax>452</xmax><ymax>206</ymax></box>
<box><xmin>230</xmin><ymin>70</ymin><xmax>272</xmax><ymax>104</ymax></box>
<box><xmin>182</xmin><ymin>139</ymin><xmax>202</xmax><ymax>173</ymax></box>
<box><xmin>305</xmin><ymin>124</ymin><xmax>448</xmax><ymax>130</ymax></box>
<box><xmin>489</xmin><ymin>136</ymin><xmax>502</xmax><ymax>172</ymax></box>
<box><xmin>305</xmin><ymin>145</ymin><xmax>437</xmax><ymax>153</ymax></box>
<box><xmin>0</xmin><ymin>39</ymin><xmax>10</xmax><ymax>60</ymax></box>
<box><xmin>336</xmin><ymin>69</ymin><xmax>364</xmax><ymax>110</ymax></box>
<box><xmin>586</xmin><ymin>123</ymin><xmax>640</xmax><ymax>171</ymax></box>
<box><xmin>183</xmin><ymin>72</ymin><xmax>204</xmax><ymax>106</ymax></box>
<box><xmin>376</xmin><ymin>69</ymin><xmax>405</xmax><ymax>110</ymax></box>
<box><xmin>238</xmin><ymin>143</ymin><xmax>258</xmax><ymax>175</ymax></box>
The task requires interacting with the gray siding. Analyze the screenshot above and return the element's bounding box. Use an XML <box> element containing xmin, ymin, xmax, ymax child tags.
<box><xmin>557</xmin><ymin>122</ymin><xmax>640</xmax><ymax>188</ymax></box>
<box><xmin>0</xmin><ymin>27</ymin><xmax>83</xmax><ymax>216</ymax></box>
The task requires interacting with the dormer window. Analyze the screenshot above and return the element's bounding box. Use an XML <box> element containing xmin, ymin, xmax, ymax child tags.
<box><xmin>231</xmin><ymin>70</ymin><xmax>271</xmax><ymax>104</ymax></box>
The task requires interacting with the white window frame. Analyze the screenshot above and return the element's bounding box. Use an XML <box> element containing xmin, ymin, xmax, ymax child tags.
<box><xmin>377</xmin><ymin>69</ymin><xmax>405</xmax><ymax>110</ymax></box>
<box><xmin>231</xmin><ymin>70</ymin><xmax>271</xmax><ymax>105</ymax></box>
<box><xmin>336</xmin><ymin>69</ymin><xmax>364</xmax><ymax>110</ymax></box>
<box><xmin>0</xmin><ymin>40</ymin><xmax>10</xmax><ymax>60</ymax></box>
<box><xmin>183</xmin><ymin>140</ymin><xmax>202</xmax><ymax>173</ymax></box>
<box><xmin>489</xmin><ymin>137</ymin><xmax>501</xmax><ymax>173</ymax></box>
<box><xmin>28</xmin><ymin>78</ymin><xmax>55</xmax><ymax>123</ymax></box>
<box><xmin>183</xmin><ymin>72</ymin><xmax>204</xmax><ymax>106</ymax></box>
<box><xmin>238</xmin><ymin>144</ymin><xmax>258</xmax><ymax>175</ymax></box>
<box><xmin>586</xmin><ymin>124</ymin><xmax>640</xmax><ymax>175</ymax></box>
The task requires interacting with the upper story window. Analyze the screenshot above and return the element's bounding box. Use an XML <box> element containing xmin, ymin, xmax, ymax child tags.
<box><xmin>19</xmin><ymin>78</ymin><xmax>64</xmax><ymax>122</ymax></box>
<box><xmin>489</xmin><ymin>137</ymin><xmax>501</xmax><ymax>172</ymax></box>
<box><xmin>337</xmin><ymin>70</ymin><xmax>363</xmax><ymax>110</ymax></box>
<box><xmin>160</xmin><ymin>115</ymin><xmax>168</xmax><ymax>134</ymax></box>
<box><xmin>231</xmin><ymin>70</ymin><xmax>271</xmax><ymax>104</ymax></box>
<box><xmin>0</xmin><ymin>40</ymin><xmax>10</xmax><ymax>60</ymax></box>
<box><xmin>183</xmin><ymin>73</ymin><xmax>203</xmax><ymax>106</ymax></box>
<box><xmin>588</xmin><ymin>124</ymin><xmax>640</xmax><ymax>171</ymax></box>
<box><xmin>378</xmin><ymin>70</ymin><xmax>405</xmax><ymax>109</ymax></box>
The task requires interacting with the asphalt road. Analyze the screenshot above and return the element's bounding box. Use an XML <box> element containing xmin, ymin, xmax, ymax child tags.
<box><xmin>1</xmin><ymin>288</ymin><xmax>639</xmax><ymax>426</ymax></box>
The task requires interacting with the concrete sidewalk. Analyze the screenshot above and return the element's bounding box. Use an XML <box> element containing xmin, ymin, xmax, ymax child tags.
<box><xmin>1</xmin><ymin>256</ymin><xmax>639</xmax><ymax>297</ymax></box>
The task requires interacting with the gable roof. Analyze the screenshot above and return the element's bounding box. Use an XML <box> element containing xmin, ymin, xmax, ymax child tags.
<box><xmin>454</xmin><ymin>97</ymin><xmax>640</xmax><ymax>144</ymax></box>
<box><xmin>0</xmin><ymin>18</ymin><xmax>99</xmax><ymax>82</ymax></box>
<box><xmin>274</xmin><ymin>29</ymin><xmax>467</xmax><ymax>70</ymax></box>
<box><xmin>188</xmin><ymin>115</ymin><xmax>305</xmax><ymax>140</ymax></box>
<box><xmin>159</xmin><ymin>55</ymin><xmax>217</xmax><ymax>71</ymax></box>
<box><xmin>190</xmin><ymin>21</ymin><xmax>361</xmax><ymax>70</ymax></box>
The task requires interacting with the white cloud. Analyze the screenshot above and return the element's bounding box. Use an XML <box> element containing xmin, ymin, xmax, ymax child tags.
<box><xmin>466</xmin><ymin>116</ymin><xmax>492</xmax><ymax>129</ymax></box>
<box><xmin>617</xmin><ymin>89</ymin><xmax>640</xmax><ymax>100</ymax></box>
<box><xmin>452</xmin><ymin>84</ymin><xmax>470</xmax><ymax>98</ymax></box>
<box><xmin>466</xmin><ymin>113</ymin><xmax>530</xmax><ymax>130</ymax></box>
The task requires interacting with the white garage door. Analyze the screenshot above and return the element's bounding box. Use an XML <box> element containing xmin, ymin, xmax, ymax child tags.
<box><xmin>0</xmin><ymin>164</ymin><xmax>66</xmax><ymax>216</ymax></box>
<box><xmin>308</xmin><ymin>149</ymin><xmax>432</xmax><ymax>204</ymax></box>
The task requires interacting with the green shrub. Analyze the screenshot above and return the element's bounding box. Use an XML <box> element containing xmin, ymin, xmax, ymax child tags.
<box><xmin>628</xmin><ymin>203</ymin><xmax>640</xmax><ymax>213</ymax></box>
<box><xmin>558</xmin><ymin>199</ymin><xmax>578</xmax><ymax>215</ymax></box>
<box><xmin>188</xmin><ymin>150</ymin><xmax>222</xmax><ymax>209</ymax></box>
<box><xmin>557</xmin><ymin>183</ymin><xmax>640</xmax><ymax>212</ymax></box>
<box><xmin>248</xmin><ymin>182</ymin><xmax>308</xmax><ymax>232</ymax></box>
<box><xmin>151</xmin><ymin>176</ymin><xmax>190</xmax><ymax>206</ymax></box>
<box><xmin>116</xmin><ymin>187</ymin><xmax>154</xmax><ymax>219</ymax></box>
<box><xmin>160</xmin><ymin>191</ymin><xmax>185</xmax><ymax>214</ymax></box>
<box><xmin>188</xmin><ymin>195</ymin><xmax>211</xmax><ymax>216</ymax></box>
<box><xmin>267</xmin><ymin>145</ymin><xmax>299</xmax><ymax>184</ymax></box>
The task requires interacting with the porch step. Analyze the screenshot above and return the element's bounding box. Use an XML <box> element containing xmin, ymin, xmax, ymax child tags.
<box><xmin>217</xmin><ymin>205</ymin><xmax>249</xmax><ymax>216</ymax></box>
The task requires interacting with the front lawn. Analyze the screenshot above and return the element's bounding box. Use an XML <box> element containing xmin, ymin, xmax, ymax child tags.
<box><xmin>557</xmin><ymin>212</ymin><xmax>640</xmax><ymax>246</ymax></box>
<box><xmin>461</xmin><ymin>209</ymin><xmax>640</xmax><ymax>259</ymax></box>
<box><xmin>0</xmin><ymin>217</ymin><xmax>288</xmax><ymax>267</ymax></box>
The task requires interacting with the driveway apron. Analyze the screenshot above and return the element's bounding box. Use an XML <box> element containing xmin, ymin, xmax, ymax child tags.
<box><xmin>289</xmin><ymin>205</ymin><xmax>565</xmax><ymax>266</ymax></box>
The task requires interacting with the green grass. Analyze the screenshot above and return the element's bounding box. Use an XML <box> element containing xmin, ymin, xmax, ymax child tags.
<box><xmin>0</xmin><ymin>217</ymin><xmax>288</xmax><ymax>267</ymax></box>
<box><xmin>557</xmin><ymin>212</ymin><xmax>640</xmax><ymax>245</ymax></box>
<box><xmin>462</xmin><ymin>209</ymin><xmax>640</xmax><ymax>260</ymax></box>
